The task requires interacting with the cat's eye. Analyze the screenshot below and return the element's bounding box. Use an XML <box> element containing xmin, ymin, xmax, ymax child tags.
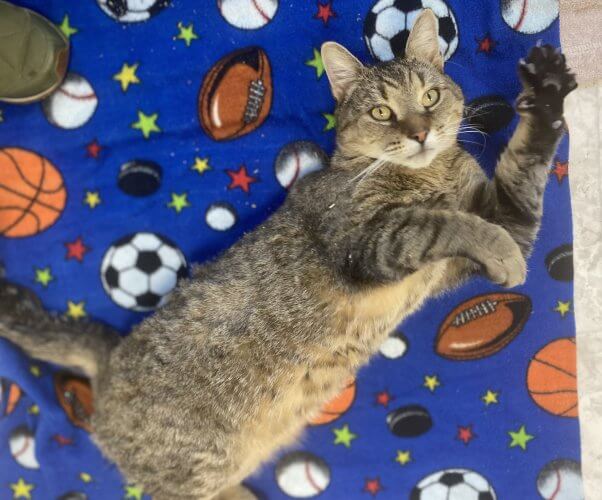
<box><xmin>370</xmin><ymin>106</ymin><xmax>393</xmax><ymax>121</ymax></box>
<box><xmin>422</xmin><ymin>89</ymin><xmax>440</xmax><ymax>108</ymax></box>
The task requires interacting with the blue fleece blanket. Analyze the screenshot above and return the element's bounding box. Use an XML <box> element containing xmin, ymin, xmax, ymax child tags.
<box><xmin>0</xmin><ymin>1</ymin><xmax>581</xmax><ymax>499</ymax></box>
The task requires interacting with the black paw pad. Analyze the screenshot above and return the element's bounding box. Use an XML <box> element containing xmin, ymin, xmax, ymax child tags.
<box><xmin>517</xmin><ymin>44</ymin><xmax>577</xmax><ymax>122</ymax></box>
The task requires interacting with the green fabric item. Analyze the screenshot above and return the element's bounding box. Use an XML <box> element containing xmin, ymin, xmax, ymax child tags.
<box><xmin>0</xmin><ymin>0</ymin><xmax>69</xmax><ymax>103</ymax></box>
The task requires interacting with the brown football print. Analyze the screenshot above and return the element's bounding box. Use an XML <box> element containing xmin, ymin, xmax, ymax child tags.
<box><xmin>199</xmin><ymin>47</ymin><xmax>273</xmax><ymax>141</ymax></box>
<box><xmin>54</xmin><ymin>373</ymin><xmax>94</xmax><ymax>432</ymax></box>
<box><xmin>436</xmin><ymin>292</ymin><xmax>532</xmax><ymax>360</ymax></box>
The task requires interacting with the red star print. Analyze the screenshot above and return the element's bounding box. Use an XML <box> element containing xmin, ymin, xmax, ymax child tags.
<box><xmin>65</xmin><ymin>237</ymin><xmax>90</xmax><ymax>262</ymax></box>
<box><xmin>86</xmin><ymin>139</ymin><xmax>102</xmax><ymax>159</ymax></box>
<box><xmin>363</xmin><ymin>478</ymin><xmax>383</xmax><ymax>496</ymax></box>
<box><xmin>457</xmin><ymin>425</ymin><xmax>475</xmax><ymax>445</ymax></box>
<box><xmin>551</xmin><ymin>160</ymin><xmax>569</xmax><ymax>183</ymax></box>
<box><xmin>314</xmin><ymin>1</ymin><xmax>336</xmax><ymax>24</ymax></box>
<box><xmin>375</xmin><ymin>391</ymin><xmax>393</xmax><ymax>407</ymax></box>
<box><xmin>226</xmin><ymin>165</ymin><xmax>257</xmax><ymax>193</ymax></box>
<box><xmin>53</xmin><ymin>434</ymin><xmax>73</xmax><ymax>446</ymax></box>
<box><xmin>476</xmin><ymin>34</ymin><xmax>497</xmax><ymax>54</ymax></box>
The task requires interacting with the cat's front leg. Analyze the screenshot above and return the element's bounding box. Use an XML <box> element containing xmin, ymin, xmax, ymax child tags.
<box><xmin>474</xmin><ymin>45</ymin><xmax>577</xmax><ymax>256</ymax></box>
<box><xmin>469</xmin><ymin>221</ymin><xmax>527</xmax><ymax>288</ymax></box>
<box><xmin>345</xmin><ymin>208</ymin><xmax>526</xmax><ymax>288</ymax></box>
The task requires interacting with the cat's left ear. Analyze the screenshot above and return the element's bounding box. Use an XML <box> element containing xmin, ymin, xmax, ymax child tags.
<box><xmin>321</xmin><ymin>42</ymin><xmax>364</xmax><ymax>101</ymax></box>
<box><xmin>405</xmin><ymin>9</ymin><xmax>444</xmax><ymax>71</ymax></box>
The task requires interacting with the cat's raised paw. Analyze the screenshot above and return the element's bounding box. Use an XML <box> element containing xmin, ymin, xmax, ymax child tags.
<box><xmin>516</xmin><ymin>44</ymin><xmax>577</xmax><ymax>124</ymax></box>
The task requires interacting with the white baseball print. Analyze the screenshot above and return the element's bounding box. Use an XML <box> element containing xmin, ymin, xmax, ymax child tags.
<box><xmin>218</xmin><ymin>0</ymin><xmax>278</xmax><ymax>30</ymax></box>
<box><xmin>537</xmin><ymin>459</ymin><xmax>583</xmax><ymax>500</ymax></box>
<box><xmin>501</xmin><ymin>0</ymin><xmax>559</xmax><ymax>34</ymax></box>
<box><xmin>9</xmin><ymin>426</ymin><xmax>40</xmax><ymax>470</ymax></box>
<box><xmin>275</xmin><ymin>451</ymin><xmax>331</xmax><ymax>498</ymax></box>
<box><xmin>205</xmin><ymin>203</ymin><xmax>237</xmax><ymax>231</ymax></box>
<box><xmin>379</xmin><ymin>332</ymin><xmax>408</xmax><ymax>359</ymax></box>
<box><xmin>274</xmin><ymin>141</ymin><xmax>328</xmax><ymax>189</ymax></box>
<box><xmin>42</xmin><ymin>73</ymin><xmax>98</xmax><ymax>129</ymax></box>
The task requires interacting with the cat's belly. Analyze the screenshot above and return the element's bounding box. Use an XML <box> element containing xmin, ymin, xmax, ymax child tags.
<box><xmin>233</xmin><ymin>261</ymin><xmax>448</xmax><ymax>478</ymax></box>
<box><xmin>233</xmin><ymin>364</ymin><xmax>352</xmax><ymax>481</ymax></box>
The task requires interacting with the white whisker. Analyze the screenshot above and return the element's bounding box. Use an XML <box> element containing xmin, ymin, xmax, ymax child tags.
<box><xmin>352</xmin><ymin>158</ymin><xmax>386</xmax><ymax>183</ymax></box>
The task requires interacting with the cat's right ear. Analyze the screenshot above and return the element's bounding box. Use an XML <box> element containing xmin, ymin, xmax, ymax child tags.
<box><xmin>405</xmin><ymin>9</ymin><xmax>443</xmax><ymax>70</ymax></box>
<box><xmin>321</xmin><ymin>42</ymin><xmax>364</xmax><ymax>101</ymax></box>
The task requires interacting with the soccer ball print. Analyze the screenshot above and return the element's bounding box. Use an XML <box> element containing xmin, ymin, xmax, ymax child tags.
<box><xmin>410</xmin><ymin>469</ymin><xmax>496</xmax><ymax>500</ymax></box>
<box><xmin>100</xmin><ymin>232</ymin><xmax>187</xmax><ymax>311</ymax></box>
<box><xmin>97</xmin><ymin>0</ymin><xmax>171</xmax><ymax>23</ymax></box>
<box><xmin>364</xmin><ymin>0</ymin><xmax>459</xmax><ymax>62</ymax></box>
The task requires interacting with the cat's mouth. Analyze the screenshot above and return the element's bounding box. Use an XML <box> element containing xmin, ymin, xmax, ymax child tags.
<box><xmin>406</xmin><ymin>146</ymin><xmax>435</xmax><ymax>159</ymax></box>
<box><xmin>398</xmin><ymin>146</ymin><xmax>438</xmax><ymax>169</ymax></box>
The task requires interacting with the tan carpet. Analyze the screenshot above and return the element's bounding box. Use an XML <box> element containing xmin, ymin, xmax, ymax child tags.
<box><xmin>560</xmin><ymin>4</ymin><xmax>602</xmax><ymax>496</ymax></box>
<box><xmin>565</xmin><ymin>81</ymin><xmax>602</xmax><ymax>500</ymax></box>
<box><xmin>560</xmin><ymin>0</ymin><xmax>602</xmax><ymax>86</ymax></box>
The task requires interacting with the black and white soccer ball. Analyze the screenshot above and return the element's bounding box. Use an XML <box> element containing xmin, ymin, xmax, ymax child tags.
<box><xmin>364</xmin><ymin>0</ymin><xmax>458</xmax><ymax>62</ymax></box>
<box><xmin>97</xmin><ymin>0</ymin><xmax>171</xmax><ymax>23</ymax></box>
<box><xmin>410</xmin><ymin>469</ymin><xmax>496</xmax><ymax>500</ymax></box>
<box><xmin>101</xmin><ymin>232</ymin><xmax>187</xmax><ymax>311</ymax></box>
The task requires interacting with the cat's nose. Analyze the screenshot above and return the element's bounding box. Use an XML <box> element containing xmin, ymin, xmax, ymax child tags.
<box><xmin>410</xmin><ymin>130</ymin><xmax>429</xmax><ymax>144</ymax></box>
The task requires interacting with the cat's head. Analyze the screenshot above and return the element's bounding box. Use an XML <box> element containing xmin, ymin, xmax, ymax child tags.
<box><xmin>322</xmin><ymin>9</ymin><xmax>464</xmax><ymax>170</ymax></box>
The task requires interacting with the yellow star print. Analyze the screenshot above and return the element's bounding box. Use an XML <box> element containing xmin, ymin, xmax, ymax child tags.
<box><xmin>167</xmin><ymin>193</ymin><xmax>191</xmax><ymax>213</ymax></box>
<box><xmin>28</xmin><ymin>404</ymin><xmax>40</xmax><ymax>415</ymax></box>
<box><xmin>508</xmin><ymin>425</ymin><xmax>534</xmax><ymax>451</ymax></box>
<box><xmin>80</xmin><ymin>472</ymin><xmax>93</xmax><ymax>483</ymax></box>
<box><xmin>323</xmin><ymin>112</ymin><xmax>336</xmax><ymax>131</ymax></box>
<box><xmin>192</xmin><ymin>157</ymin><xmax>211</xmax><ymax>174</ymax></box>
<box><xmin>124</xmin><ymin>484</ymin><xmax>145</xmax><ymax>500</ymax></box>
<box><xmin>10</xmin><ymin>478</ymin><xmax>34</xmax><ymax>499</ymax></box>
<box><xmin>84</xmin><ymin>191</ymin><xmax>101</xmax><ymax>209</ymax></box>
<box><xmin>333</xmin><ymin>424</ymin><xmax>357</xmax><ymax>448</ymax></box>
<box><xmin>554</xmin><ymin>300</ymin><xmax>571</xmax><ymax>317</ymax></box>
<box><xmin>34</xmin><ymin>267</ymin><xmax>54</xmax><ymax>287</ymax></box>
<box><xmin>482</xmin><ymin>390</ymin><xmax>499</xmax><ymax>405</ymax></box>
<box><xmin>306</xmin><ymin>48</ymin><xmax>325</xmax><ymax>78</ymax></box>
<box><xmin>132</xmin><ymin>111</ymin><xmax>161</xmax><ymax>139</ymax></box>
<box><xmin>114</xmin><ymin>63</ymin><xmax>140</xmax><ymax>92</ymax></box>
<box><xmin>30</xmin><ymin>365</ymin><xmax>41</xmax><ymax>377</ymax></box>
<box><xmin>176</xmin><ymin>22</ymin><xmax>198</xmax><ymax>46</ymax></box>
<box><xmin>58</xmin><ymin>14</ymin><xmax>77</xmax><ymax>39</ymax></box>
<box><xmin>424</xmin><ymin>375</ymin><xmax>440</xmax><ymax>392</ymax></box>
<box><xmin>66</xmin><ymin>301</ymin><xmax>86</xmax><ymax>320</ymax></box>
<box><xmin>395</xmin><ymin>450</ymin><xmax>411</xmax><ymax>465</ymax></box>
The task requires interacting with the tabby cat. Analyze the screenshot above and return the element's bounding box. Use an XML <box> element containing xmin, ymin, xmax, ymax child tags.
<box><xmin>0</xmin><ymin>10</ymin><xmax>576</xmax><ymax>500</ymax></box>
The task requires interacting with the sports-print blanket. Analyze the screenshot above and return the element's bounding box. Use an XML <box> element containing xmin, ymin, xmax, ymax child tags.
<box><xmin>0</xmin><ymin>1</ymin><xmax>581</xmax><ymax>499</ymax></box>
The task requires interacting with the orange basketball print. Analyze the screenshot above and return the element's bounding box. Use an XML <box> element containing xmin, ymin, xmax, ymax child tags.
<box><xmin>310</xmin><ymin>378</ymin><xmax>357</xmax><ymax>426</ymax></box>
<box><xmin>0</xmin><ymin>148</ymin><xmax>66</xmax><ymax>238</ymax></box>
<box><xmin>527</xmin><ymin>338</ymin><xmax>578</xmax><ymax>418</ymax></box>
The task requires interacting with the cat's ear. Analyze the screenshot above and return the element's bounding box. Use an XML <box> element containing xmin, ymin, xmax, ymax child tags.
<box><xmin>321</xmin><ymin>42</ymin><xmax>364</xmax><ymax>101</ymax></box>
<box><xmin>405</xmin><ymin>9</ymin><xmax>443</xmax><ymax>71</ymax></box>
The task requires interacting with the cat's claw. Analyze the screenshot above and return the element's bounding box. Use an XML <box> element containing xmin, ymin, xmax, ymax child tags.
<box><xmin>516</xmin><ymin>44</ymin><xmax>577</xmax><ymax>124</ymax></box>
